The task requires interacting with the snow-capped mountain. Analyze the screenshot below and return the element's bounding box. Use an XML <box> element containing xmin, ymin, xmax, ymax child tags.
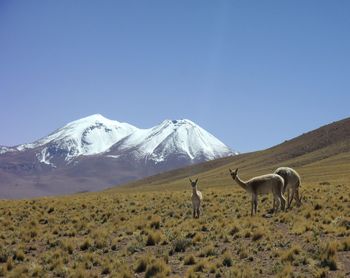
<box><xmin>0</xmin><ymin>114</ymin><xmax>236</xmax><ymax>198</ymax></box>
<box><xmin>6</xmin><ymin>114</ymin><xmax>138</xmax><ymax>167</ymax></box>
<box><xmin>110</xmin><ymin>119</ymin><xmax>234</xmax><ymax>164</ymax></box>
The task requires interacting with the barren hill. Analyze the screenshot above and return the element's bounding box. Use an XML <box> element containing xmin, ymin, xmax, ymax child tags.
<box><xmin>115</xmin><ymin>117</ymin><xmax>350</xmax><ymax>191</ymax></box>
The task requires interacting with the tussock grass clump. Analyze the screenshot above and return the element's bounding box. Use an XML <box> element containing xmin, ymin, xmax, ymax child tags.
<box><xmin>199</xmin><ymin>244</ymin><xmax>216</xmax><ymax>257</ymax></box>
<box><xmin>184</xmin><ymin>254</ymin><xmax>196</xmax><ymax>265</ymax></box>
<box><xmin>276</xmin><ymin>263</ymin><xmax>293</xmax><ymax>278</ymax></box>
<box><xmin>101</xmin><ymin>266</ymin><xmax>111</xmax><ymax>275</ymax></box>
<box><xmin>280</xmin><ymin>245</ymin><xmax>302</xmax><ymax>263</ymax></box>
<box><xmin>0</xmin><ymin>249</ymin><xmax>8</xmax><ymax>263</ymax></box>
<box><xmin>80</xmin><ymin>239</ymin><xmax>91</xmax><ymax>251</ymax></box>
<box><xmin>193</xmin><ymin>260</ymin><xmax>206</xmax><ymax>272</ymax></box>
<box><xmin>135</xmin><ymin>255</ymin><xmax>149</xmax><ymax>273</ymax></box>
<box><xmin>229</xmin><ymin>225</ymin><xmax>240</xmax><ymax>236</ymax></box>
<box><xmin>127</xmin><ymin>240</ymin><xmax>144</xmax><ymax>254</ymax></box>
<box><xmin>314</xmin><ymin>203</ymin><xmax>322</xmax><ymax>210</ymax></box>
<box><xmin>145</xmin><ymin>258</ymin><xmax>170</xmax><ymax>278</ymax></box>
<box><xmin>146</xmin><ymin>230</ymin><xmax>162</xmax><ymax>246</ymax></box>
<box><xmin>338</xmin><ymin>237</ymin><xmax>350</xmax><ymax>251</ymax></box>
<box><xmin>192</xmin><ymin>233</ymin><xmax>203</xmax><ymax>244</ymax></box>
<box><xmin>319</xmin><ymin>241</ymin><xmax>338</xmax><ymax>271</ymax></box>
<box><xmin>62</xmin><ymin>239</ymin><xmax>75</xmax><ymax>254</ymax></box>
<box><xmin>222</xmin><ymin>252</ymin><xmax>233</xmax><ymax>267</ymax></box>
<box><xmin>238</xmin><ymin>246</ymin><xmax>248</xmax><ymax>259</ymax></box>
<box><xmin>13</xmin><ymin>249</ymin><xmax>25</xmax><ymax>262</ymax></box>
<box><xmin>6</xmin><ymin>258</ymin><xmax>14</xmax><ymax>271</ymax></box>
<box><xmin>94</xmin><ymin>238</ymin><xmax>108</xmax><ymax>250</ymax></box>
<box><xmin>0</xmin><ymin>266</ymin><xmax>6</xmax><ymax>277</ymax></box>
<box><xmin>149</xmin><ymin>216</ymin><xmax>161</xmax><ymax>229</ymax></box>
<box><xmin>172</xmin><ymin>238</ymin><xmax>191</xmax><ymax>253</ymax></box>
<box><xmin>252</xmin><ymin>229</ymin><xmax>264</xmax><ymax>241</ymax></box>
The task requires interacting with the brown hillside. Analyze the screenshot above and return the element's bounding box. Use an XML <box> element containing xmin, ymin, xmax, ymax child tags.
<box><xmin>115</xmin><ymin>117</ymin><xmax>350</xmax><ymax>191</ymax></box>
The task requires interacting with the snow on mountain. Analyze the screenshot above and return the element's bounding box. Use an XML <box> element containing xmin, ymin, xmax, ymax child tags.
<box><xmin>0</xmin><ymin>115</ymin><xmax>237</xmax><ymax>198</ymax></box>
<box><xmin>1</xmin><ymin>115</ymin><xmax>235</xmax><ymax>167</ymax></box>
<box><xmin>14</xmin><ymin>114</ymin><xmax>138</xmax><ymax>164</ymax></box>
<box><xmin>0</xmin><ymin>146</ymin><xmax>14</xmax><ymax>154</ymax></box>
<box><xmin>110</xmin><ymin>119</ymin><xmax>236</xmax><ymax>163</ymax></box>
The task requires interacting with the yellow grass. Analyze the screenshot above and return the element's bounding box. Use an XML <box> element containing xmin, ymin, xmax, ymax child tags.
<box><xmin>0</xmin><ymin>140</ymin><xmax>350</xmax><ymax>276</ymax></box>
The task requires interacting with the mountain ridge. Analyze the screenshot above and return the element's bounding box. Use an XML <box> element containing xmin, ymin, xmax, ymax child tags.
<box><xmin>113</xmin><ymin>116</ymin><xmax>350</xmax><ymax>191</ymax></box>
<box><xmin>0</xmin><ymin>114</ymin><xmax>235</xmax><ymax>198</ymax></box>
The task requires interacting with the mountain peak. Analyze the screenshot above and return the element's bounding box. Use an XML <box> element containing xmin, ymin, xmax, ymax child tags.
<box><xmin>2</xmin><ymin>115</ymin><xmax>235</xmax><ymax>167</ymax></box>
<box><xmin>112</xmin><ymin>118</ymin><xmax>235</xmax><ymax>163</ymax></box>
<box><xmin>159</xmin><ymin>119</ymin><xmax>196</xmax><ymax>129</ymax></box>
<box><xmin>0</xmin><ymin>115</ymin><xmax>236</xmax><ymax>198</ymax></box>
<box><xmin>65</xmin><ymin>114</ymin><xmax>120</xmax><ymax>126</ymax></box>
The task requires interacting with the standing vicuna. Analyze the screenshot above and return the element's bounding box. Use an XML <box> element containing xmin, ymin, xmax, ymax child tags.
<box><xmin>189</xmin><ymin>178</ymin><xmax>203</xmax><ymax>218</ymax></box>
<box><xmin>274</xmin><ymin>167</ymin><xmax>302</xmax><ymax>209</ymax></box>
<box><xmin>229</xmin><ymin>168</ymin><xmax>286</xmax><ymax>216</ymax></box>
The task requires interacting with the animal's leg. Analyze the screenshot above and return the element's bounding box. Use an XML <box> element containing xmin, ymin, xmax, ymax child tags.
<box><xmin>280</xmin><ymin>192</ymin><xmax>286</xmax><ymax>211</ymax></box>
<box><xmin>193</xmin><ymin>205</ymin><xmax>196</xmax><ymax>218</ymax></box>
<box><xmin>251</xmin><ymin>195</ymin><xmax>254</xmax><ymax>216</ymax></box>
<box><xmin>272</xmin><ymin>196</ymin><xmax>276</xmax><ymax>212</ymax></box>
<box><xmin>274</xmin><ymin>194</ymin><xmax>280</xmax><ymax>213</ymax></box>
<box><xmin>295</xmin><ymin>188</ymin><xmax>301</xmax><ymax>207</ymax></box>
<box><xmin>253</xmin><ymin>195</ymin><xmax>258</xmax><ymax>215</ymax></box>
<box><xmin>288</xmin><ymin>188</ymin><xmax>295</xmax><ymax>209</ymax></box>
<box><xmin>197</xmin><ymin>207</ymin><xmax>200</xmax><ymax>218</ymax></box>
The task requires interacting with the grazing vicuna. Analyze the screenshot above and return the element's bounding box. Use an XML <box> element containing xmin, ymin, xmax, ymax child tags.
<box><xmin>189</xmin><ymin>178</ymin><xmax>202</xmax><ymax>218</ymax></box>
<box><xmin>274</xmin><ymin>167</ymin><xmax>302</xmax><ymax>209</ymax></box>
<box><xmin>229</xmin><ymin>168</ymin><xmax>286</xmax><ymax>216</ymax></box>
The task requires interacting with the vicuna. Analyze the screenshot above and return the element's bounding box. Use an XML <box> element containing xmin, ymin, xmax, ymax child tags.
<box><xmin>189</xmin><ymin>178</ymin><xmax>202</xmax><ymax>218</ymax></box>
<box><xmin>274</xmin><ymin>167</ymin><xmax>302</xmax><ymax>209</ymax></box>
<box><xmin>229</xmin><ymin>168</ymin><xmax>286</xmax><ymax>216</ymax></box>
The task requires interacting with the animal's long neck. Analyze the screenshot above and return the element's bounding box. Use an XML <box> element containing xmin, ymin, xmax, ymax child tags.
<box><xmin>234</xmin><ymin>175</ymin><xmax>247</xmax><ymax>191</ymax></box>
<box><xmin>192</xmin><ymin>186</ymin><xmax>198</xmax><ymax>195</ymax></box>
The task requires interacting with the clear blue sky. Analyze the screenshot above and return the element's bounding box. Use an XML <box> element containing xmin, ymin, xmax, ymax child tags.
<box><xmin>1</xmin><ymin>1</ymin><xmax>349</xmax><ymax>152</ymax></box>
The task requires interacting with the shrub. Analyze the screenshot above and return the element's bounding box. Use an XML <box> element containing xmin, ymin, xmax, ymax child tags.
<box><xmin>222</xmin><ymin>252</ymin><xmax>233</xmax><ymax>267</ymax></box>
<box><xmin>145</xmin><ymin>258</ymin><xmax>170</xmax><ymax>278</ymax></box>
<box><xmin>13</xmin><ymin>250</ymin><xmax>25</xmax><ymax>261</ymax></box>
<box><xmin>319</xmin><ymin>241</ymin><xmax>338</xmax><ymax>271</ymax></box>
<box><xmin>101</xmin><ymin>266</ymin><xmax>110</xmax><ymax>275</ymax></box>
<box><xmin>149</xmin><ymin>216</ymin><xmax>161</xmax><ymax>229</ymax></box>
<box><xmin>80</xmin><ymin>240</ymin><xmax>91</xmax><ymax>251</ymax></box>
<box><xmin>172</xmin><ymin>238</ymin><xmax>191</xmax><ymax>253</ymax></box>
<box><xmin>252</xmin><ymin>230</ymin><xmax>264</xmax><ymax>241</ymax></box>
<box><xmin>199</xmin><ymin>244</ymin><xmax>216</xmax><ymax>257</ymax></box>
<box><xmin>339</xmin><ymin>238</ymin><xmax>350</xmax><ymax>251</ymax></box>
<box><xmin>192</xmin><ymin>233</ymin><xmax>203</xmax><ymax>244</ymax></box>
<box><xmin>229</xmin><ymin>226</ymin><xmax>239</xmax><ymax>236</ymax></box>
<box><xmin>281</xmin><ymin>245</ymin><xmax>301</xmax><ymax>263</ymax></box>
<box><xmin>146</xmin><ymin>231</ymin><xmax>161</xmax><ymax>246</ymax></box>
<box><xmin>193</xmin><ymin>261</ymin><xmax>206</xmax><ymax>272</ymax></box>
<box><xmin>184</xmin><ymin>254</ymin><xmax>196</xmax><ymax>265</ymax></box>
<box><xmin>0</xmin><ymin>249</ymin><xmax>8</xmax><ymax>263</ymax></box>
<box><xmin>320</xmin><ymin>257</ymin><xmax>337</xmax><ymax>271</ymax></box>
<box><xmin>135</xmin><ymin>256</ymin><xmax>148</xmax><ymax>273</ymax></box>
<box><xmin>127</xmin><ymin>240</ymin><xmax>144</xmax><ymax>254</ymax></box>
<box><xmin>314</xmin><ymin>204</ymin><xmax>322</xmax><ymax>210</ymax></box>
<box><xmin>94</xmin><ymin>238</ymin><xmax>107</xmax><ymax>249</ymax></box>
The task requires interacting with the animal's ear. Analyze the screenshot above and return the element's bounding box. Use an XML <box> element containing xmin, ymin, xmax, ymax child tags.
<box><xmin>189</xmin><ymin>178</ymin><xmax>192</xmax><ymax>183</ymax></box>
<box><xmin>195</xmin><ymin>178</ymin><xmax>198</xmax><ymax>183</ymax></box>
<box><xmin>229</xmin><ymin>168</ymin><xmax>232</xmax><ymax>173</ymax></box>
<box><xmin>235</xmin><ymin>168</ymin><xmax>238</xmax><ymax>174</ymax></box>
